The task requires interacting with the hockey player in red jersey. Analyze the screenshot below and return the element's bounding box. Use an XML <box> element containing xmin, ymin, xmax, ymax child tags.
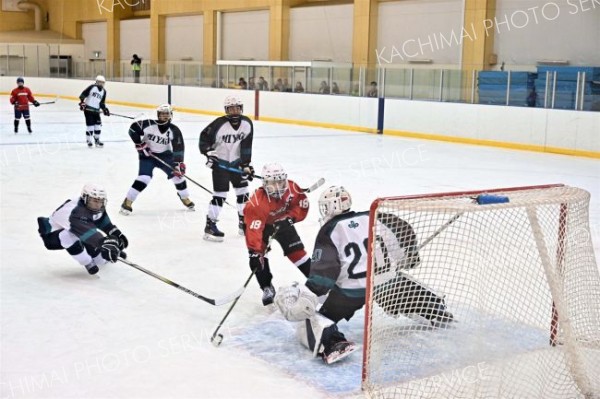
<box><xmin>10</xmin><ymin>77</ymin><xmax>39</xmax><ymax>134</ymax></box>
<box><xmin>243</xmin><ymin>163</ymin><xmax>311</xmax><ymax>305</ymax></box>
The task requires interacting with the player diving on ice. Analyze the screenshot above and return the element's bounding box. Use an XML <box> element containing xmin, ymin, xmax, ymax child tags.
<box><xmin>275</xmin><ymin>186</ymin><xmax>454</xmax><ymax>364</ymax></box>
<box><xmin>120</xmin><ymin>104</ymin><xmax>194</xmax><ymax>214</ymax></box>
<box><xmin>37</xmin><ymin>184</ymin><xmax>128</xmax><ymax>275</ymax></box>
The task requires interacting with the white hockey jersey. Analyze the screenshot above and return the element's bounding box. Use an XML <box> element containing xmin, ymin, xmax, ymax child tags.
<box><xmin>307</xmin><ymin>211</ymin><xmax>419</xmax><ymax>297</ymax></box>
<box><xmin>79</xmin><ymin>84</ymin><xmax>107</xmax><ymax>112</ymax></box>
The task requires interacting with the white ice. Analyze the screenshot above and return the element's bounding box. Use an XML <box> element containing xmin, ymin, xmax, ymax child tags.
<box><xmin>1</xmin><ymin>97</ymin><xmax>599</xmax><ymax>398</ymax></box>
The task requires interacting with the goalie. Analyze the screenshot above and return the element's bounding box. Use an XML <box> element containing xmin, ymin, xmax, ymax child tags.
<box><xmin>275</xmin><ymin>186</ymin><xmax>453</xmax><ymax>365</ymax></box>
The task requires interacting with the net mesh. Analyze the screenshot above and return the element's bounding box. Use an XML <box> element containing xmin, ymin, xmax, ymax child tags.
<box><xmin>363</xmin><ymin>185</ymin><xmax>600</xmax><ymax>399</ymax></box>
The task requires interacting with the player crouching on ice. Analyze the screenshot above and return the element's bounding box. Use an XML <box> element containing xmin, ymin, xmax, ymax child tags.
<box><xmin>275</xmin><ymin>186</ymin><xmax>453</xmax><ymax>365</ymax></box>
<box><xmin>244</xmin><ymin>163</ymin><xmax>312</xmax><ymax>306</ymax></box>
<box><xmin>120</xmin><ymin>104</ymin><xmax>194</xmax><ymax>214</ymax></box>
<box><xmin>37</xmin><ymin>184</ymin><xmax>128</xmax><ymax>275</ymax></box>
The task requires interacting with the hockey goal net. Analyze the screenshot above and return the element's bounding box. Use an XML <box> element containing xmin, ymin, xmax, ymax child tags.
<box><xmin>362</xmin><ymin>184</ymin><xmax>600</xmax><ymax>398</ymax></box>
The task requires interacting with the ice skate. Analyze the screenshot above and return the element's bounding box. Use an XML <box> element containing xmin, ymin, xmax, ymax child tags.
<box><xmin>261</xmin><ymin>285</ymin><xmax>276</xmax><ymax>306</ymax></box>
<box><xmin>178</xmin><ymin>194</ymin><xmax>195</xmax><ymax>211</ymax></box>
<box><xmin>94</xmin><ymin>138</ymin><xmax>104</xmax><ymax>148</ymax></box>
<box><xmin>84</xmin><ymin>262</ymin><xmax>99</xmax><ymax>275</ymax></box>
<box><xmin>204</xmin><ymin>217</ymin><xmax>224</xmax><ymax>242</ymax></box>
<box><xmin>322</xmin><ymin>341</ymin><xmax>357</xmax><ymax>365</ymax></box>
<box><xmin>120</xmin><ymin>198</ymin><xmax>133</xmax><ymax>215</ymax></box>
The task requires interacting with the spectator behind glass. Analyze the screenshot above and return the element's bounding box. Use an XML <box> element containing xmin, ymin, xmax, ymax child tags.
<box><xmin>258</xmin><ymin>77</ymin><xmax>269</xmax><ymax>91</ymax></box>
<box><xmin>367</xmin><ymin>81</ymin><xmax>378</xmax><ymax>97</ymax></box>
<box><xmin>283</xmin><ymin>78</ymin><xmax>291</xmax><ymax>92</ymax></box>
<box><xmin>294</xmin><ymin>82</ymin><xmax>305</xmax><ymax>93</ymax></box>
<box><xmin>131</xmin><ymin>54</ymin><xmax>142</xmax><ymax>83</ymax></box>
<box><xmin>238</xmin><ymin>77</ymin><xmax>248</xmax><ymax>90</ymax></box>
<box><xmin>273</xmin><ymin>78</ymin><xmax>284</xmax><ymax>92</ymax></box>
<box><xmin>319</xmin><ymin>81</ymin><xmax>330</xmax><ymax>94</ymax></box>
<box><xmin>332</xmin><ymin>82</ymin><xmax>340</xmax><ymax>95</ymax></box>
<box><xmin>248</xmin><ymin>77</ymin><xmax>256</xmax><ymax>90</ymax></box>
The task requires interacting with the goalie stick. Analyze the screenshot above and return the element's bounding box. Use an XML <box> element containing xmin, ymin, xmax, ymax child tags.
<box><xmin>118</xmin><ymin>258</ymin><xmax>244</xmax><ymax>306</ymax></box>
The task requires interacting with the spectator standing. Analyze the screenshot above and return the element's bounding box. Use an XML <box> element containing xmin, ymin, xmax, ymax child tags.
<box><xmin>131</xmin><ymin>54</ymin><xmax>142</xmax><ymax>83</ymax></box>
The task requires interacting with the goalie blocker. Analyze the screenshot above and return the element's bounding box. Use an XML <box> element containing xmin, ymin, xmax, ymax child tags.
<box><xmin>274</xmin><ymin>186</ymin><xmax>453</xmax><ymax>364</ymax></box>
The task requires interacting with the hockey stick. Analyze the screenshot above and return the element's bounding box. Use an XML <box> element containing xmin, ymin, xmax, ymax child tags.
<box><xmin>218</xmin><ymin>164</ymin><xmax>325</xmax><ymax>193</ymax></box>
<box><xmin>210</xmin><ymin>227</ymin><xmax>280</xmax><ymax>347</ymax></box>
<box><xmin>302</xmin><ymin>177</ymin><xmax>326</xmax><ymax>193</ymax></box>
<box><xmin>149</xmin><ymin>154</ymin><xmax>235</xmax><ymax>208</ymax></box>
<box><xmin>416</xmin><ymin>195</ymin><xmax>508</xmax><ymax>252</ymax></box>
<box><xmin>37</xmin><ymin>96</ymin><xmax>59</xmax><ymax>105</ymax></box>
<box><xmin>118</xmin><ymin>258</ymin><xmax>244</xmax><ymax>306</ymax></box>
<box><xmin>217</xmin><ymin>164</ymin><xmax>263</xmax><ymax>180</ymax></box>
<box><xmin>110</xmin><ymin>112</ymin><xmax>136</xmax><ymax>119</ymax></box>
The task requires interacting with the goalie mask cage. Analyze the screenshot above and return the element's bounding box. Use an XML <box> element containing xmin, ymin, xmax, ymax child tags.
<box><xmin>362</xmin><ymin>184</ymin><xmax>600</xmax><ymax>399</ymax></box>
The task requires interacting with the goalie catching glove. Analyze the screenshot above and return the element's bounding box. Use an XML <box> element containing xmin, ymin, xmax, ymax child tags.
<box><xmin>275</xmin><ymin>282</ymin><xmax>319</xmax><ymax>322</ymax></box>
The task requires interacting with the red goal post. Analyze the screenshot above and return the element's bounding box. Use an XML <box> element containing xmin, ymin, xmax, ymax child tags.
<box><xmin>362</xmin><ymin>184</ymin><xmax>600</xmax><ymax>399</ymax></box>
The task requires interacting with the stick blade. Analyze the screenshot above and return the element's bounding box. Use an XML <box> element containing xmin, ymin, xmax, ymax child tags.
<box><xmin>304</xmin><ymin>177</ymin><xmax>326</xmax><ymax>193</ymax></box>
<box><xmin>213</xmin><ymin>286</ymin><xmax>245</xmax><ymax>306</ymax></box>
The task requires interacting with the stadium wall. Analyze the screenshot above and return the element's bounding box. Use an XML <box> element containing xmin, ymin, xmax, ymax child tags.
<box><xmin>1</xmin><ymin>77</ymin><xmax>598</xmax><ymax>158</ymax></box>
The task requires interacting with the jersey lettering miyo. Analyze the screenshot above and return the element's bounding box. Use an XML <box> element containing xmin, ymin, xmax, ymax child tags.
<box><xmin>80</xmin><ymin>84</ymin><xmax>107</xmax><ymax>112</ymax></box>
<box><xmin>129</xmin><ymin>119</ymin><xmax>184</xmax><ymax>157</ymax></box>
<box><xmin>199</xmin><ymin>115</ymin><xmax>253</xmax><ymax>166</ymax></box>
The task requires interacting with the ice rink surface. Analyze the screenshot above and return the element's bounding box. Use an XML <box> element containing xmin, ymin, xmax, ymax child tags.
<box><xmin>1</xmin><ymin>96</ymin><xmax>599</xmax><ymax>398</ymax></box>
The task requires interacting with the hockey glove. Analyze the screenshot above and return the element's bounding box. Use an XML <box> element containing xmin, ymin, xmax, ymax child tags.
<box><xmin>103</xmin><ymin>107</ymin><xmax>110</xmax><ymax>116</ymax></box>
<box><xmin>136</xmin><ymin>142</ymin><xmax>151</xmax><ymax>157</ymax></box>
<box><xmin>108</xmin><ymin>227</ymin><xmax>129</xmax><ymax>250</ymax></box>
<box><xmin>100</xmin><ymin>236</ymin><xmax>121</xmax><ymax>263</ymax></box>
<box><xmin>33</xmin><ymin>101</ymin><xmax>40</xmax><ymax>107</ymax></box>
<box><xmin>79</xmin><ymin>102</ymin><xmax>86</xmax><ymax>111</ymax></box>
<box><xmin>274</xmin><ymin>217</ymin><xmax>294</xmax><ymax>231</ymax></box>
<box><xmin>249</xmin><ymin>251</ymin><xmax>265</xmax><ymax>271</ymax></box>
<box><xmin>241</xmin><ymin>164</ymin><xmax>255</xmax><ymax>182</ymax></box>
<box><xmin>173</xmin><ymin>162</ymin><xmax>186</xmax><ymax>177</ymax></box>
<box><xmin>205</xmin><ymin>151</ymin><xmax>219</xmax><ymax>170</ymax></box>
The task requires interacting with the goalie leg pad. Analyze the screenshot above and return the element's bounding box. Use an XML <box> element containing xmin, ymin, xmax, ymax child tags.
<box><xmin>294</xmin><ymin>312</ymin><xmax>336</xmax><ymax>357</ymax></box>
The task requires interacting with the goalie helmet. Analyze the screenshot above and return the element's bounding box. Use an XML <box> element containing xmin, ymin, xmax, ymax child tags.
<box><xmin>319</xmin><ymin>186</ymin><xmax>352</xmax><ymax>223</ymax></box>
<box><xmin>95</xmin><ymin>75</ymin><xmax>106</xmax><ymax>86</ymax></box>
<box><xmin>81</xmin><ymin>183</ymin><xmax>107</xmax><ymax>213</ymax></box>
<box><xmin>262</xmin><ymin>163</ymin><xmax>288</xmax><ymax>199</ymax></box>
<box><xmin>17</xmin><ymin>77</ymin><xmax>24</xmax><ymax>85</ymax></box>
<box><xmin>223</xmin><ymin>95</ymin><xmax>243</xmax><ymax>124</ymax></box>
<box><xmin>156</xmin><ymin>103</ymin><xmax>173</xmax><ymax>125</ymax></box>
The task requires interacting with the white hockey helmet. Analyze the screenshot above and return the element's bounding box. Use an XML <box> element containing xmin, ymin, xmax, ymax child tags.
<box><xmin>262</xmin><ymin>163</ymin><xmax>288</xmax><ymax>199</ymax></box>
<box><xmin>156</xmin><ymin>103</ymin><xmax>173</xmax><ymax>125</ymax></box>
<box><xmin>319</xmin><ymin>186</ymin><xmax>352</xmax><ymax>223</ymax></box>
<box><xmin>224</xmin><ymin>95</ymin><xmax>243</xmax><ymax>123</ymax></box>
<box><xmin>81</xmin><ymin>183</ymin><xmax>107</xmax><ymax>213</ymax></box>
<box><xmin>95</xmin><ymin>75</ymin><xmax>106</xmax><ymax>86</ymax></box>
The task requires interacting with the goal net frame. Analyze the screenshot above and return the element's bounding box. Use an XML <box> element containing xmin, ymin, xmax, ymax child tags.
<box><xmin>361</xmin><ymin>183</ymin><xmax>600</xmax><ymax>398</ymax></box>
